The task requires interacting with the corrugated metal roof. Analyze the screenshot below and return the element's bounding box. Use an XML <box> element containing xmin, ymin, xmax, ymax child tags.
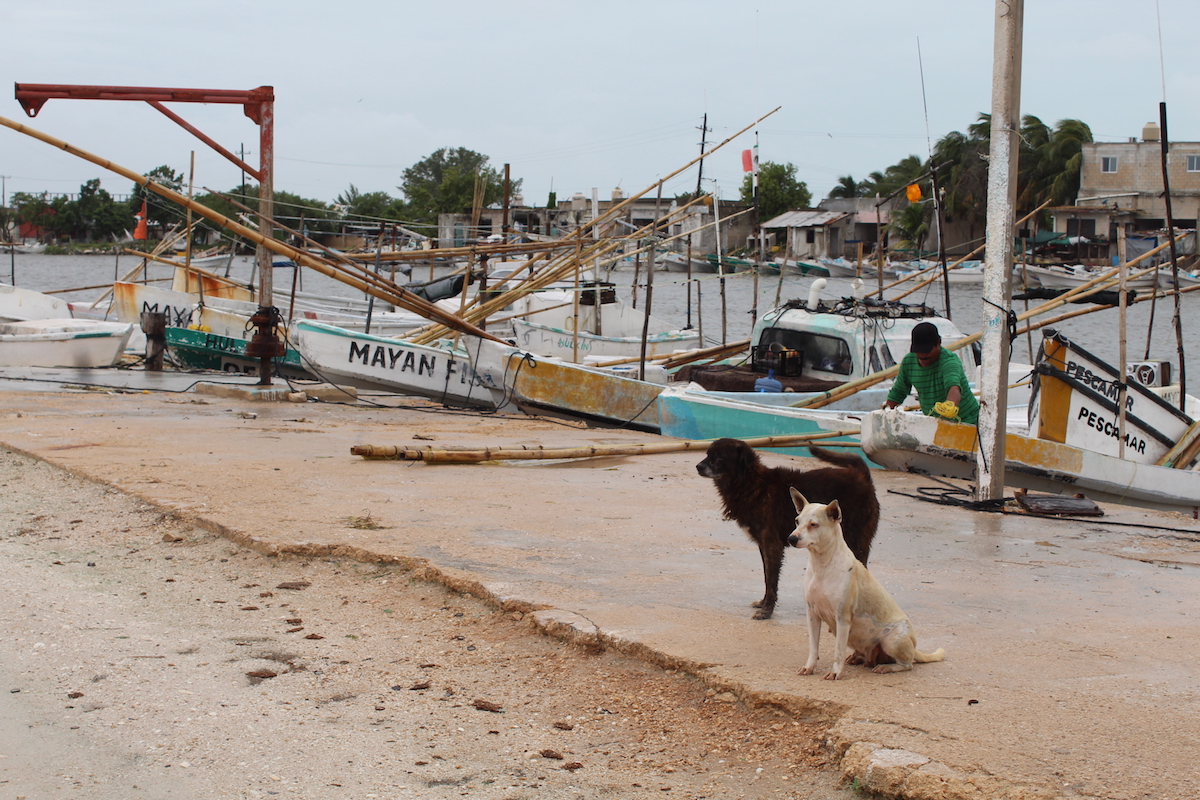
<box><xmin>762</xmin><ymin>210</ymin><xmax>851</xmax><ymax>228</ymax></box>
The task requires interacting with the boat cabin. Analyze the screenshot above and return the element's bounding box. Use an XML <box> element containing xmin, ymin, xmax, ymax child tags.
<box><xmin>677</xmin><ymin>294</ymin><xmax>978</xmax><ymax>393</ymax></box>
<box><xmin>749</xmin><ymin>299</ymin><xmax>976</xmax><ymax>385</ymax></box>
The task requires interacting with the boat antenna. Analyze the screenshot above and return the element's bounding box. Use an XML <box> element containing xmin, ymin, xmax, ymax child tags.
<box><xmin>1153</xmin><ymin>0</ymin><xmax>1187</xmax><ymax>407</ymax></box>
<box><xmin>918</xmin><ymin>36</ymin><xmax>951</xmax><ymax>318</ymax></box>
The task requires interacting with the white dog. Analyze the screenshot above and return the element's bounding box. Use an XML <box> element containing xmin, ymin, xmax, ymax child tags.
<box><xmin>787</xmin><ymin>488</ymin><xmax>944</xmax><ymax>680</ymax></box>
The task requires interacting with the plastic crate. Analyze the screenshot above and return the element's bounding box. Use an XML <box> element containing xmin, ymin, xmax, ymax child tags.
<box><xmin>751</xmin><ymin>346</ymin><xmax>803</xmax><ymax>377</ymax></box>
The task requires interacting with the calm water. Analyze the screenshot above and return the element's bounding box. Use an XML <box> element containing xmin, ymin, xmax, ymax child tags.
<box><xmin>7</xmin><ymin>252</ymin><xmax>1200</xmax><ymax>385</ymax></box>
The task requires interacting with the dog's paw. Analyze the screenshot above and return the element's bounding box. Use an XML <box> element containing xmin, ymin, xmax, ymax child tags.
<box><xmin>752</xmin><ymin>607</ymin><xmax>775</xmax><ymax>620</ymax></box>
<box><xmin>823</xmin><ymin>671</ymin><xmax>842</xmax><ymax>681</ymax></box>
<box><xmin>798</xmin><ymin>665</ymin><xmax>816</xmax><ymax>675</ymax></box>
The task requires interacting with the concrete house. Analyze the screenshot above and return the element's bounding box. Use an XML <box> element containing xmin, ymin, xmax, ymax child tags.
<box><xmin>1049</xmin><ymin>122</ymin><xmax>1199</xmax><ymax>263</ymax></box>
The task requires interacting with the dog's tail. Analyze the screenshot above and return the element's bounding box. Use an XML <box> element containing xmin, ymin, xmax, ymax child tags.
<box><xmin>808</xmin><ymin>446</ymin><xmax>873</xmax><ymax>479</ymax></box>
<box><xmin>914</xmin><ymin>648</ymin><xmax>946</xmax><ymax>663</ymax></box>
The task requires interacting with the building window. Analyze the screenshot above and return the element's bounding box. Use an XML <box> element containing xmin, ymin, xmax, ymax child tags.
<box><xmin>1066</xmin><ymin>219</ymin><xmax>1097</xmax><ymax>237</ymax></box>
<box><xmin>1187</xmin><ymin>155</ymin><xmax>1200</xmax><ymax>172</ymax></box>
<box><xmin>1101</xmin><ymin>156</ymin><xmax>1118</xmax><ymax>173</ymax></box>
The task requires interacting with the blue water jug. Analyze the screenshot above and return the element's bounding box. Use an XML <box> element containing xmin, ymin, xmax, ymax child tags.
<box><xmin>754</xmin><ymin>369</ymin><xmax>783</xmax><ymax>393</ymax></box>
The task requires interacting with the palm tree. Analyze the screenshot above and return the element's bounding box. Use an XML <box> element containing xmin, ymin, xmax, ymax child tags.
<box><xmin>826</xmin><ymin>175</ymin><xmax>863</xmax><ymax>199</ymax></box>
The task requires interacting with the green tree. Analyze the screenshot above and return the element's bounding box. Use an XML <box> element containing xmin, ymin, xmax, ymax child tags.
<box><xmin>859</xmin><ymin>155</ymin><xmax>927</xmax><ymax>200</ymax></box>
<box><xmin>399</xmin><ymin>147</ymin><xmax>518</xmax><ymax>228</ymax></box>
<box><xmin>130</xmin><ymin>165</ymin><xmax>186</xmax><ymax>231</ymax></box>
<box><xmin>1017</xmin><ymin>115</ymin><xmax>1092</xmax><ymax>214</ymax></box>
<box><xmin>826</xmin><ymin>174</ymin><xmax>866</xmax><ymax>200</ymax></box>
<box><xmin>76</xmin><ymin>179</ymin><xmax>134</xmax><ymax>240</ymax></box>
<box><xmin>335</xmin><ymin>184</ymin><xmax>407</xmax><ymax>224</ymax></box>
<box><xmin>272</xmin><ymin>191</ymin><xmax>333</xmax><ymax>235</ymax></box>
<box><xmin>11</xmin><ymin>191</ymin><xmax>57</xmax><ymax>236</ymax></box>
<box><xmin>739</xmin><ymin>161</ymin><xmax>812</xmax><ymax>221</ymax></box>
<box><xmin>887</xmin><ymin>200</ymin><xmax>932</xmax><ymax>255</ymax></box>
<box><xmin>933</xmin><ymin>126</ymin><xmax>989</xmax><ymax>245</ymax></box>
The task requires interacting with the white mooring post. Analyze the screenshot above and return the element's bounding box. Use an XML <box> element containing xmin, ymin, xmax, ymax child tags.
<box><xmin>977</xmin><ymin>0</ymin><xmax>1024</xmax><ymax>501</ymax></box>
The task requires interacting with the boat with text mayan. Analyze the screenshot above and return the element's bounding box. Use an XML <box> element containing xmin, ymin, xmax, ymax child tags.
<box><xmin>292</xmin><ymin>320</ymin><xmax>498</xmax><ymax>409</ymax></box>
<box><xmin>861</xmin><ymin>330</ymin><xmax>1200</xmax><ymax>514</ymax></box>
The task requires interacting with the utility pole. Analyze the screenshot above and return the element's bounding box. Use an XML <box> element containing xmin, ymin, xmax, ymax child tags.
<box><xmin>976</xmin><ymin>0</ymin><xmax>1023</xmax><ymax>502</ymax></box>
<box><xmin>694</xmin><ymin>114</ymin><xmax>710</xmax><ymax>198</ymax></box>
<box><xmin>0</xmin><ymin>175</ymin><xmax>9</xmax><ymax>240</ymax></box>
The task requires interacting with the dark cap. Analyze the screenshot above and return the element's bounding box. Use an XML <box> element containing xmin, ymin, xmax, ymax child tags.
<box><xmin>910</xmin><ymin>322</ymin><xmax>941</xmax><ymax>354</ymax></box>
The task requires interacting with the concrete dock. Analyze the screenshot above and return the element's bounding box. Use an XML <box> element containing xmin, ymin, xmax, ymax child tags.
<box><xmin>1</xmin><ymin>372</ymin><xmax>1198</xmax><ymax>800</ymax></box>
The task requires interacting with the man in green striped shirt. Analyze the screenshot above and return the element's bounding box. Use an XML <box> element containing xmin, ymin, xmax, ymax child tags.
<box><xmin>883</xmin><ymin>322</ymin><xmax>979</xmax><ymax>425</ymax></box>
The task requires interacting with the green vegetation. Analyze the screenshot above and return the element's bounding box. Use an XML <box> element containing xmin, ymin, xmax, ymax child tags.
<box><xmin>841</xmin><ymin>113</ymin><xmax>1093</xmax><ymax>251</ymax></box>
<box><xmin>739</xmin><ymin>160</ymin><xmax>812</xmax><ymax>221</ymax></box>
<box><xmin>7</xmin><ymin>146</ymin><xmax>524</xmax><ymax>246</ymax></box>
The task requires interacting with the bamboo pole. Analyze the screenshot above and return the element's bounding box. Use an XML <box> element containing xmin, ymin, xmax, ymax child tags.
<box><xmin>351</xmin><ymin>429</ymin><xmax>859</xmax><ymax>464</ymax></box>
<box><xmin>0</xmin><ymin>113</ymin><xmax>508</xmax><ymax>343</ymax></box>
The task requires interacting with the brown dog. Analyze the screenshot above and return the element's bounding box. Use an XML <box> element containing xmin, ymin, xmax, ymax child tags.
<box><xmin>788</xmin><ymin>489</ymin><xmax>944</xmax><ymax>679</ymax></box>
<box><xmin>696</xmin><ymin>438</ymin><xmax>879</xmax><ymax>620</ymax></box>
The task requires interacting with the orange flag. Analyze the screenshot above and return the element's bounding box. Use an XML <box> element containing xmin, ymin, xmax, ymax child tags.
<box><xmin>133</xmin><ymin>199</ymin><xmax>148</xmax><ymax>240</ymax></box>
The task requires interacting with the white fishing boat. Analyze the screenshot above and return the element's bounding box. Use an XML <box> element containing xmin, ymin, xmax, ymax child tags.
<box><xmin>510</xmin><ymin>316</ymin><xmax>700</xmax><ymax>361</ymax></box>
<box><xmin>1</xmin><ymin>282</ymin><xmax>74</xmax><ymax>321</ymax></box>
<box><xmin>659</xmin><ymin>251</ymin><xmax>718</xmax><ymax>273</ymax></box>
<box><xmin>1023</xmin><ymin>263</ymin><xmax>1162</xmax><ymax>290</ymax></box>
<box><xmin>894</xmin><ymin>260</ymin><xmax>1032</xmax><ymax>286</ymax></box>
<box><xmin>463</xmin><ymin>335</ymin><xmax>665</xmax><ymax>431</ymax></box>
<box><xmin>861</xmin><ymin>330</ymin><xmax>1200</xmax><ymax>515</ymax></box>
<box><xmin>292</xmin><ymin>320</ymin><xmax>497</xmax><ymax>409</ymax></box>
<box><xmin>1</xmin><ymin>242</ymin><xmax>47</xmax><ymax>254</ymax></box>
<box><xmin>861</xmin><ymin>410</ymin><xmax>1200</xmax><ymax>515</ymax></box>
<box><xmin>0</xmin><ymin>318</ymin><xmax>133</xmax><ymax>368</ymax></box>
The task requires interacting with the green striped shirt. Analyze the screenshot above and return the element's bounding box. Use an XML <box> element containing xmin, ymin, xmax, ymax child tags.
<box><xmin>886</xmin><ymin>349</ymin><xmax>980</xmax><ymax>424</ymax></box>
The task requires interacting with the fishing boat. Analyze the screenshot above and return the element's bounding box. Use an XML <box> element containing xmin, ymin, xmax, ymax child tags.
<box><xmin>893</xmin><ymin>260</ymin><xmax>1035</xmax><ymax>286</ymax></box>
<box><xmin>772</xmin><ymin>259</ymin><xmax>831</xmax><ymax>277</ymax></box>
<box><xmin>0</xmin><ymin>318</ymin><xmax>133</xmax><ymax>368</ymax></box>
<box><xmin>675</xmin><ymin>278</ymin><xmax>981</xmax><ymax>393</ymax></box>
<box><xmin>861</xmin><ymin>330</ymin><xmax>1200</xmax><ymax>515</ymax></box>
<box><xmin>659</xmin><ymin>251</ymin><xmax>718</xmax><ymax>274</ymax></box>
<box><xmin>1</xmin><ymin>282</ymin><xmax>74</xmax><ymax>321</ymax></box>
<box><xmin>165</xmin><ymin>326</ymin><xmax>311</xmax><ymax>378</ymax></box>
<box><xmin>463</xmin><ymin>335</ymin><xmax>665</xmax><ymax>431</ymax></box>
<box><xmin>1</xmin><ymin>242</ymin><xmax>47</xmax><ymax>254</ymax></box>
<box><xmin>510</xmin><ymin>315</ymin><xmax>700</xmax><ymax>361</ymax></box>
<box><xmin>292</xmin><ymin>320</ymin><xmax>497</xmax><ymax>409</ymax></box>
<box><xmin>1022</xmin><ymin>263</ymin><xmax>1163</xmax><ymax>290</ymax></box>
<box><xmin>656</xmin><ymin>383</ymin><xmax>879</xmax><ymax>463</ymax></box>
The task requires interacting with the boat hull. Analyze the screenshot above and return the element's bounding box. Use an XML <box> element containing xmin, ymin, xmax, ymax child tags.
<box><xmin>656</xmin><ymin>384</ymin><xmax>877</xmax><ymax>464</ymax></box>
<box><xmin>0</xmin><ymin>319</ymin><xmax>133</xmax><ymax>368</ymax></box>
<box><xmin>165</xmin><ymin>327</ymin><xmax>310</xmax><ymax>378</ymax></box>
<box><xmin>293</xmin><ymin>320</ymin><xmax>495</xmax><ymax>408</ymax></box>
<box><xmin>465</xmin><ymin>336</ymin><xmax>664</xmax><ymax>431</ymax></box>
<box><xmin>861</xmin><ymin>410</ymin><xmax>1200</xmax><ymax>515</ymax></box>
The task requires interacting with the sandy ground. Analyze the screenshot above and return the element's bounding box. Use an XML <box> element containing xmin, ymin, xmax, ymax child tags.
<box><xmin>0</xmin><ymin>447</ymin><xmax>856</xmax><ymax>800</ymax></box>
<box><xmin>4</xmin><ymin>377</ymin><xmax>1200</xmax><ymax>800</ymax></box>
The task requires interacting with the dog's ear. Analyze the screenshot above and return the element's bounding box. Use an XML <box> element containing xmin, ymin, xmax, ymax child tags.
<box><xmin>734</xmin><ymin>441</ymin><xmax>757</xmax><ymax>471</ymax></box>
<box><xmin>826</xmin><ymin>499</ymin><xmax>842</xmax><ymax>523</ymax></box>
<box><xmin>789</xmin><ymin>487</ymin><xmax>808</xmax><ymax>510</ymax></box>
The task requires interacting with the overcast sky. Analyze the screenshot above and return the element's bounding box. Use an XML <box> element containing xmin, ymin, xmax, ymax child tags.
<box><xmin>3</xmin><ymin>1</ymin><xmax>1196</xmax><ymax>211</ymax></box>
